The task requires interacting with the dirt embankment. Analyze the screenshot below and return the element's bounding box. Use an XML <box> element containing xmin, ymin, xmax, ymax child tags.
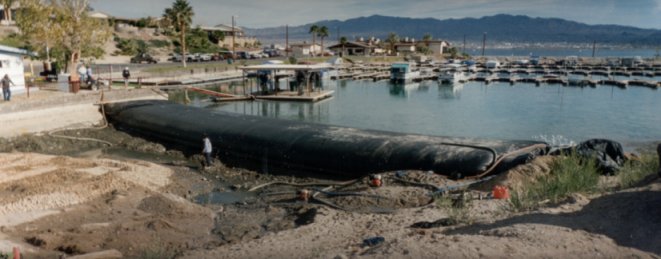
<box><xmin>0</xmin><ymin>127</ymin><xmax>659</xmax><ymax>258</ymax></box>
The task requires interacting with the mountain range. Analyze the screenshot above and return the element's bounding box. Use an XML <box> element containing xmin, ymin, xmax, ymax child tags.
<box><xmin>245</xmin><ymin>14</ymin><xmax>661</xmax><ymax>46</ymax></box>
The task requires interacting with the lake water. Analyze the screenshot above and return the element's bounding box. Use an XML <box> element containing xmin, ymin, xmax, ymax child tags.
<box><xmin>186</xmin><ymin>77</ymin><xmax>661</xmax><ymax>150</ymax></box>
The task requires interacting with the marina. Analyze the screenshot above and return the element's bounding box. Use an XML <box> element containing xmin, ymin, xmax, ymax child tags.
<box><xmin>194</xmin><ymin>77</ymin><xmax>661</xmax><ymax>148</ymax></box>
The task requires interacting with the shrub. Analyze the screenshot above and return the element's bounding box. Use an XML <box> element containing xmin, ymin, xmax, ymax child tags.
<box><xmin>148</xmin><ymin>39</ymin><xmax>170</xmax><ymax>48</ymax></box>
<box><xmin>618</xmin><ymin>154</ymin><xmax>659</xmax><ymax>188</ymax></box>
<box><xmin>510</xmin><ymin>153</ymin><xmax>600</xmax><ymax>211</ymax></box>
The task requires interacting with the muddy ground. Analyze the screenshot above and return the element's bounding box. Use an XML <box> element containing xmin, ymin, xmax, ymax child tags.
<box><xmin>0</xmin><ymin>127</ymin><xmax>659</xmax><ymax>258</ymax></box>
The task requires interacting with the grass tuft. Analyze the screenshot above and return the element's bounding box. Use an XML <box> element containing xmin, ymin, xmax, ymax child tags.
<box><xmin>510</xmin><ymin>152</ymin><xmax>600</xmax><ymax>211</ymax></box>
<box><xmin>618</xmin><ymin>154</ymin><xmax>659</xmax><ymax>189</ymax></box>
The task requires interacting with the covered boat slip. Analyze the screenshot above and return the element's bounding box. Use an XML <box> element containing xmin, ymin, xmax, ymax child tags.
<box><xmin>104</xmin><ymin>100</ymin><xmax>549</xmax><ymax>179</ymax></box>
<box><xmin>240</xmin><ymin>63</ymin><xmax>335</xmax><ymax>102</ymax></box>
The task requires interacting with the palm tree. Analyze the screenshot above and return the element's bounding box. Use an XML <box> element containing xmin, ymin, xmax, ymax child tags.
<box><xmin>317</xmin><ymin>26</ymin><xmax>329</xmax><ymax>56</ymax></box>
<box><xmin>1</xmin><ymin>0</ymin><xmax>15</xmax><ymax>22</ymax></box>
<box><xmin>164</xmin><ymin>0</ymin><xmax>194</xmax><ymax>67</ymax></box>
<box><xmin>339</xmin><ymin>36</ymin><xmax>348</xmax><ymax>57</ymax></box>
<box><xmin>308</xmin><ymin>24</ymin><xmax>318</xmax><ymax>56</ymax></box>
<box><xmin>386</xmin><ymin>32</ymin><xmax>399</xmax><ymax>56</ymax></box>
<box><xmin>423</xmin><ymin>33</ymin><xmax>432</xmax><ymax>45</ymax></box>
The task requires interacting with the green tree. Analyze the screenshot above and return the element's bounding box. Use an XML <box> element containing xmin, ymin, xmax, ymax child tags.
<box><xmin>1</xmin><ymin>0</ymin><xmax>16</xmax><ymax>22</ymax></box>
<box><xmin>208</xmin><ymin>30</ymin><xmax>224</xmax><ymax>44</ymax></box>
<box><xmin>163</xmin><ymin>0</ymin><xmax>193</xmax><ymax>67</ymax></box>
<box><xmin>339</xmin><ymin>36</ymin><xmax>347</xmax><ymax>57</ymax></box>
<box><xmin>422</xmin><ymin>33</ymin><xmax>432</xmax><ymax>43</ymax></box>
<box><xmin>17</xmin><ymin>0</ymin><xmax>111</xmax><ymax>82</ymax></box>
<box><xmin>386</xmin><ymin>32</ymin><xmax>399</xmax><ymax>56</ymax></box>
<box><xmin>447</xmin><ymin>47</ymin><xmax>459</xmax><ymax>59</ymax></box>
<box><xmin>317</xmin><ymin>25</ymin><xmax>328</xmax><ymax>56</ymax></box>
<box><xmin>308</xmin><ymin>24</ymin><xmax>318</xmax><ymax>56</ymax></box>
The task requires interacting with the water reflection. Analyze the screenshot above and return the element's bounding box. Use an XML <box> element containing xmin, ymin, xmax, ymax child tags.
<box><xmin>438</xmin><ymin>83</ymin><xmax>464</xmax><ymax>99</ymax></box>
<box><xmin>389</xmin><ymin>82</ymin><xmax>421</xmax><ymax>98</ymax></box>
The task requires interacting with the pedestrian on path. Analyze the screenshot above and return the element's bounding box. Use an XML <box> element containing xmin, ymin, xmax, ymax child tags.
<box><xmin>1</xmin><ymin>74</ymin><xmax>15</xmax><ymax>101</ymax></box>
<box><xmin>122</xmin><ymin>67</ymin><xmax>130</xmax><ymax>88</ymax></box>
<box><xmin>202</xmin><ymin>134</ymin><xmax>213</xmax><ymax>167</ymax></box>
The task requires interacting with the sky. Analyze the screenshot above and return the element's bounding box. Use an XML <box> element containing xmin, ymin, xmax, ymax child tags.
<box><xmin>90</xmin><ymin>0</ymin><xmax>661</xmax><ymax>29</ymax></box>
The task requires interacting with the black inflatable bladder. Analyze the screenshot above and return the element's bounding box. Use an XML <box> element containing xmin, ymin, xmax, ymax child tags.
<box><xmin>104</xmin><ymin>100</ymin><xmax>549</xmax><ymax>178</ymax></box>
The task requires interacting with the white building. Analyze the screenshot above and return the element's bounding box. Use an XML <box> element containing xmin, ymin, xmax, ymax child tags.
<box><xmin>289</xmin><ymin>43</ymin><xmax>322</xmax><ymax>57</ymax></box>
<box><xmin>0</xmin><ymin>45</ymin><xmax>29</xmax><ymax>94</ymax></box>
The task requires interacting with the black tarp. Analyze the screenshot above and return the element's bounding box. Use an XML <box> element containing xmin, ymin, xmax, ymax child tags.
<box><xmin>104</xmin><ymin>100</ymin><xmax>549</xmax><ymax>178</ymax></box>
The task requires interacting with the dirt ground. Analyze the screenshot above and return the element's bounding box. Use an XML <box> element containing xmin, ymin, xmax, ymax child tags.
<box><xmin>0</xmin><ymin>127</ymin><xmax>659</xmax><ymax>258</ymax></box>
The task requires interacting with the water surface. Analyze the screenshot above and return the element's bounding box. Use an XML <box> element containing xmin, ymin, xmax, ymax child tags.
<box><xmin>186</xmin><ymin>79</ymin><xmax>661</xmax><ymax>149</ymax></box>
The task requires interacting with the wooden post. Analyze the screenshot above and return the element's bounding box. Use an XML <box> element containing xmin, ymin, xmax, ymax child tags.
<box><xmin>109</xmin><ymin>65</ymin><xmax>112</xmax><ymax>91</ymax></box>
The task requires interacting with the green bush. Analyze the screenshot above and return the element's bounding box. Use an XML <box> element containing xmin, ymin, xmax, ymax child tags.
<box><xmin>0</xmin><ymin>33</ymin><xmax>25</xmax><ymax>48</ymax></box>
<box><xmin>618</xmin><ymin>154</ymin><xmax>659</xmax><ymax>188</ymax></box>
<box><xmin>510</xmin><ymin>153</ymin><xmax>600</xmax><ymax>211</ymax></box>
<box><xmin>115</xmin><ymin>38</ymin><xmax>147</xmax><ymax>55</ymax></box>
<box><xmin>148</xmin><ymin>39</ymin><xmax>170</xmax><ymax>48</ymax></box>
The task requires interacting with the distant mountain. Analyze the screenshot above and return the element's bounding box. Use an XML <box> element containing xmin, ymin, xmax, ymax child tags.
<box><xmin>245</xmin><ymin>14</ymin><xmax>661</xmax><ymax>46</ymax></box>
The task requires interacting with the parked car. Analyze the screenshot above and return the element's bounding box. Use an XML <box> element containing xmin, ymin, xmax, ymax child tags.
<box><xmin>218</xmin><ymin>50</ymin><xmax>234</xmax><ymax>60</ymax></box>
<box><xmin>197</xmin><ymin>53</ymin><xmax>213</xmax><ymax>62</ymax></box>
<box><xmin>170</xmin><ymin>53</ymin><xmax>182</xmax><ymax>62</ymax></box>
<box><xmin>187</xmin><ymin>54</ymin><xmax>199</xmax><ymax>62</ymax></box>
<box><xmin>131</xmin><ymin>53</ymin><xmax>158</xmax><ymax>64</ymax></box>
<box><xmin>235</xmin><ymin>51</ymin><xmax>248</xmax><ymax>59</ymax></box>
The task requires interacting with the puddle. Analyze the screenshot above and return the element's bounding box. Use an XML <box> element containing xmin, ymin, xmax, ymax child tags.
<box><xmin>194</xmin><ymin>191</ymin><xmax>257</xmax><ymax>205</ymax></box>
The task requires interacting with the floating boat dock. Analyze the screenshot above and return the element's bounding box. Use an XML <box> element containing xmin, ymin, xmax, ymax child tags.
<box><xmin>330</xmin><ymin>62</ymin><xmax>660</xmax><ymax>89</ymax></box>
<box><xmin>240</xmin><ymin>63</ymin><xmax>336</xmax><ymax>102</ymax></box>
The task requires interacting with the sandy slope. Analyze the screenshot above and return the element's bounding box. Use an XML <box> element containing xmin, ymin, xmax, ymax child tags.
<box><xmin>0</xmin><ymin>151</ymin><xmax>658</xmax><ymax>258</ymax></box>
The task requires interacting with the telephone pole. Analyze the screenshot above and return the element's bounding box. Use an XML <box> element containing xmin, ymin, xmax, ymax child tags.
<box><xmin>482</xmin><ymin>32</ymin><xmax>486</xmax><ymax>57</ymax></box>
<box><xmin>232</xmin><ymin>16</ymin><xmax>236</xmax><ymax>56</ymax></box>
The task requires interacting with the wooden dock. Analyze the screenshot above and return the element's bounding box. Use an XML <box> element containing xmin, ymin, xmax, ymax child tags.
<box><xmin>253</xmin><ymin>90</ymin><xmax>334</xmax><ymax>102</ymax></box>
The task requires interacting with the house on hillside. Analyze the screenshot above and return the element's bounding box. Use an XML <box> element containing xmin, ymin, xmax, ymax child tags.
<box><xmin>425</xmin><ymin>40</ymin><xmax>451</xmax><ymax>55</ymax></box>
<box><xmin>327</xmin><ymin>41</ymin><xmax>374</xmax><ymax>56</ymax></box>
<box><xmin>0</xmin><ymin>45</ymin><xmax>30</xmax><ymax>94</ymax></box>
<box><xmin>394</xmin><ymin>42</ymin><xmax>416</xmax><ymax>55</ymax></box>
<box><xmin>200</xmin><ymin>24</ymin><xmax>257</xmax><ymax>48</ymax></box>
<box><xmin>328</xmin><ymin>37</ymin><xmax>386</xmax><ymax>56</ymax></box>
<box><xmin>289</xmin><ymin>42</ymin><xmax>322</xmax><ymax>57</ymax></box>
<box><xmin>0</xmin><ymin>1</ymin><xmax>18</xmax><ymax>25</ymax></box>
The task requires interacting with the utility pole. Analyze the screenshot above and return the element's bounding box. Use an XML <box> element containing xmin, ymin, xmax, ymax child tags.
<box><xmin>482</xmin><ymin>32</ymin><xmax>486</xmax><ymax>57</ymax></box>
<box><xmin>232</xmin><ymin>16</ymin><xmax>236</xmax><ymax>57</ymax></box>
<box><xmin>592</xmin><ymin>40</ymin><xmax>596</xmax><ymax>58</ymax></box>
<box><xmin>286</xmin><ymin>24</ymin><xmax>289</xmax><ymax>57</ymax></box>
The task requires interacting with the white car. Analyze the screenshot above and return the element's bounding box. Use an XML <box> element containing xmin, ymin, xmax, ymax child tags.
<box><xmin>197</xmin><ymin>53</ymin><xmax>213</xmax><ymax>62</ymax></box>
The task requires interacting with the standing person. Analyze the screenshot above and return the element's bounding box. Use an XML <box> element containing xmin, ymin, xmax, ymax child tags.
<box><xmin>85</xmin><ymin>65</ymin><xmax>93</xmax><ymax>85</ymax></box>
<box><xmin>78</xmin><ymin>64</ymin><xmax>87</xmax><ymax>82</ymax></box>
<box><xmin>657</xmin><ymin>143</ymin><xmax>661</xmax><ymax>177</ymax></box>
<box><xmin>202</xmin><ymin>134</ymin><xmax>213</xmax><ymax>167</ymax></box>
<box><xmin>1</xmin><ymin>74</ymin><xmax>14</xmax><ymax>101</ymax></box>
<box><xmin>122</xmin><ymin>67</ymin><xmax>130</xmax><ymax>88</ymax></box>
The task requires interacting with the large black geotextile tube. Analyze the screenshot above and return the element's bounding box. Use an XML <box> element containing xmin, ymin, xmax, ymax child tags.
<box><xmin>104</xmin><ymin>100</ymin><xmax>549</xmax><ymax>178</ymax></box>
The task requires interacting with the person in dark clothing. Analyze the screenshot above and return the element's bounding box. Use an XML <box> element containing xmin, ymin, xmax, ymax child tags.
<box><xmin>122</xmin><ymin>67</ymin><xmax>130</xmax><ymax>88</ymax></box>
<box><xmin>202</xmin><ymin>134</ymin><xmax>213</xmax><ymax>167</ymax></box>
<box><xmin>1</xmin><ymin>74</ymin><xmax>14</xmax><ymax>101</ymax></box>
<box><xmin>657</xmin><ymin>143</ymin><xmax>661</xmax><ymax>177</ymax></box>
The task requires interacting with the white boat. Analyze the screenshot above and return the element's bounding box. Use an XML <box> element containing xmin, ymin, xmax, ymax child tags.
<box><xmin>390</xmin><ymin>62</ymin><xmax>420</xmax><ymax>83</ymax></box>
<box><xmin>438</xmin><ymin>70</ymin><xmax>468</xmax><ymax>84</ymax></box>
<box><xmin>486</xmin><ymin>60</ymin><xmax>500</xmax><ymax>69</ymax></box>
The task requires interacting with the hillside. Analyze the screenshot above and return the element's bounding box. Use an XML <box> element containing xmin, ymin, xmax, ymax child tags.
<box><xmin>245</xmin><ymin>14</ymin><xmax>661</xmax><ymax>46</ymax></box>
